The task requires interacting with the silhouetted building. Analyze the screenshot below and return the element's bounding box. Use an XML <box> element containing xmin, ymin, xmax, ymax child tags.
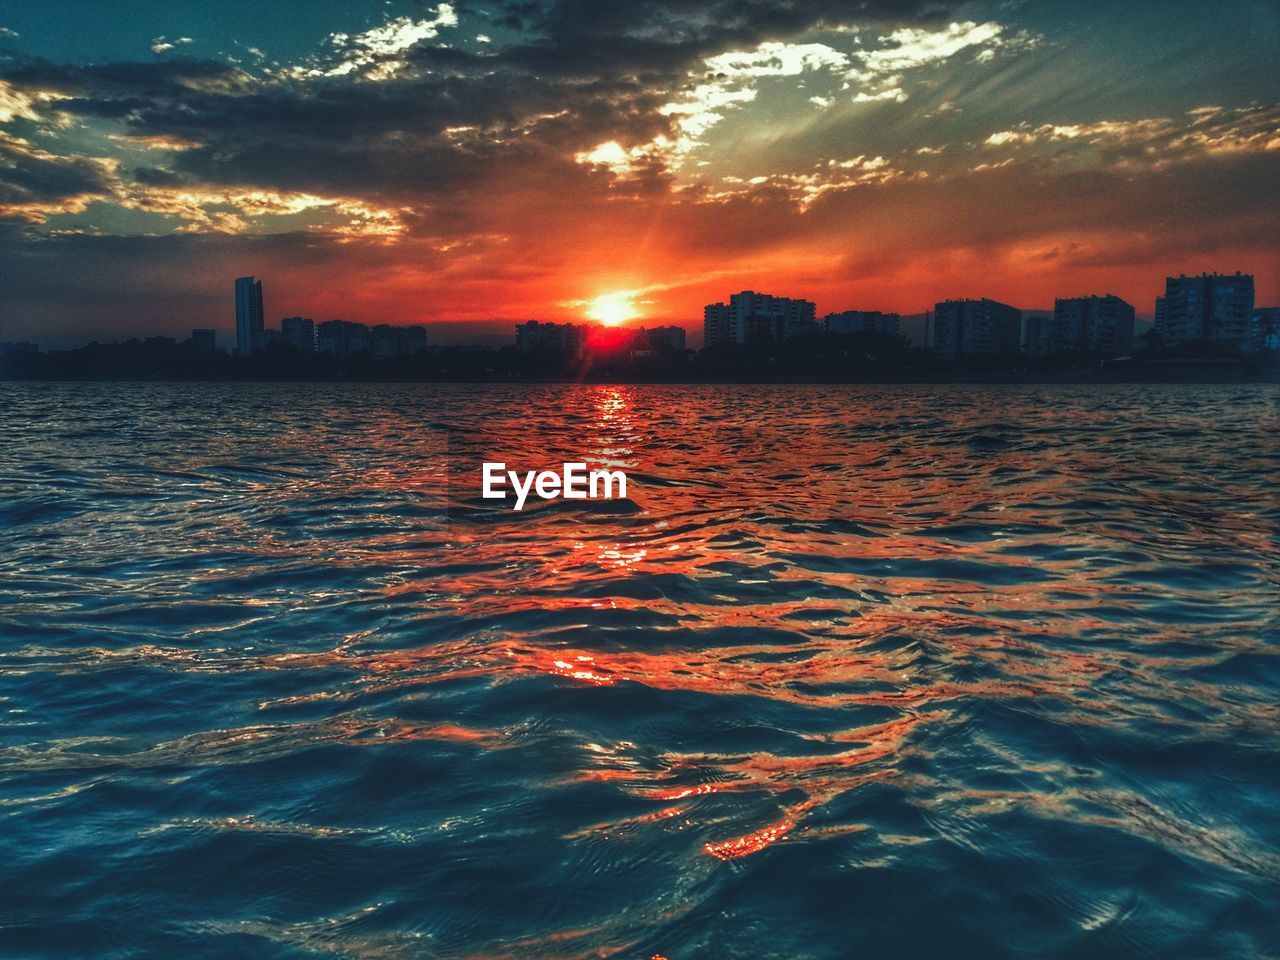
<box><xmin>190</xmin><ymin>328</ymin><xmax>217</xmax><ymax>352</ymax></box>
<box><xmin>515</xmin><ymin>320</ymin><xmax>587</xmax><ymax>357</ymax></box>
<box><xmin>235</xmin><ymin>276</ymin><xmax>264</xmax><ymax>356</ymax></box>
<box><xmin>1254</xmin><ymin>307</ymin><xmax>1280</xmax><ymax>352</ymax></box>
<box><xmin>1155</xmin><ymin>273</ymin><xmax>1254</xmax><ymax>351</ymax></box>
<box><xmin>824</xmin><ymin>310</ymin><xmax>900</xmax><ymax>336</ymax></box>
<box><xmin>704</xmin><ymin>291</ymin><xmax>817</xmax><ymax>345</ymax></box>
<box><xmin>932</xmin><ymin>298</ymin><xmax>1021</xmax><ymax>358</ymax></box>
<box><xmin>366</xmin><ymin>324</ymin><xmax>426</xmax><ymax>358</ymax></box>
<box><xmin>372</xmin><ymin>324</ymin><xmax>399</xmax><ymax>359</ymax></box>
<box><xmin>316</xmin><ymin>320</ymin><xmax>370</xmax><ymax>355</ymax></box>
<box><xmin>704</xmin><ymin>303</ymin><xmax>731</xmax><ymax>346</ymax></box>
<box><xmin>1052</xmin><ymin>295</ymin><xmax>1135</xmax><ymax>356</ymax></box>
<box><xmin>281</xmin><ymin>317</ymin><xmax>315</xmax><ymax>353</ymax></box>
<box><xmin>401</xmin><ymin>325</ymin><xmax>426</xmax><ymax>354</ymax></box>
<box><xmin>1022</xmin><ymin>311</ymin><xmax>1053</xmax><ymax>357</ymax></box>
<box><xmin>735</xmin><ymin>290</ymin><xmax>816</xmax><ymax>342</ymax></box>
<box><xmin>643</xmin><ymin>326</ymin><xmax>686</xmax><ymax>352</ymax></box>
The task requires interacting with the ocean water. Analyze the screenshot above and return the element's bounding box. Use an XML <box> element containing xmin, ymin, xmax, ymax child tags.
<box><xmin>1</xmin><ymin>381</ymin><xmax>1277</xmax><ymax>959</ymax></box>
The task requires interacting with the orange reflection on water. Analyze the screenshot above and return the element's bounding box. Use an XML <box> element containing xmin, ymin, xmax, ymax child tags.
<box><xmin>550</xmin><ymin>655</ymin><xmax>616</xmax><ymax>686</ymax></box>
<box><xmin>704</xmin><ymin>819</ymin><xmax>795</xmax><ymax>860</ymax></box>
<box><xmin>642</xmin><ymin>783</ymin><xmax>725</xmax><ymax>801</ymax></box>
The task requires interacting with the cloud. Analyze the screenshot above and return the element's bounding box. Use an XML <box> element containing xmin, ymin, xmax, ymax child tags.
<box><xmin>843</xmin><ymin>20</ymin><xmax>1036</xmax><ymax>102</ymax></box>
<box><xmin>707</xmin><ymin>153</ymin><xmax>917</xmax><ymax>208</ymax></box>
<box><xmin>150</xmin><ymin>36</ymin><xmax>194</xmax><ymax>55</ymax></box>
<box><xmin>0</xmin><ymin>79</ymin><xmax>40</xmax><ymax>122</ymax></box>
<box><xmin>0</xmin><ymin>131</ymin><xmax>118</xmax><ymax>223</ymax></box>
<box><xmin>982</xmin><ymin>105</ymin><xmax>1280</xmax><ymax>170</ymax></box>
<box><xmin>287</xmin><ymin>4</ymin><xmax>460</xmax><ymax>80</ymax></box>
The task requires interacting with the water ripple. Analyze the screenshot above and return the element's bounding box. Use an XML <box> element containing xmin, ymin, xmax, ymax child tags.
<box><xmin>1</xmin><ymin>382</ymin><xmax>1277</xmax><ymax>959</ymax></box>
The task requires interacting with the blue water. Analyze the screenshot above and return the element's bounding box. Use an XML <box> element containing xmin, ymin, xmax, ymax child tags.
<box><xmin>1</xmin><ymin>382</ymin><xmax>1277</xmax><ymax>958</ymax></box>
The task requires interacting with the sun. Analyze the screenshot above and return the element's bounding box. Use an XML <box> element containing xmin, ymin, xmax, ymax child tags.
<box><xmin>586</xmin><ymin>291</ymin><xmax>638</xmax><ymax>327</ymax></box>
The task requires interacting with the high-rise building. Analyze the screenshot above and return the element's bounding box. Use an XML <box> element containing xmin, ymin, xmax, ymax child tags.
<box><xmin>1253</xmin><ymin>307</ymin><xmax>1280</xmax><ymax>352</ymax></box>
<box><xmin>367</xmin><ymin>324</ymin><xmax>426</xmax><ymax>358</ymax></box>
<box><xmin>401</xmin><ymin>325</ymin><xmax>427</xmax><ymax>354</ymax></box>
<box><xmin>371</xmin><ymin>324</ymin><xmax>399</xmax><ymax>359</ymax></box>
<box><xmin>190</xmin><ymin>328</ymin><xmax>217</xmax><ymax>352</ymax></box>
<box><xmin>733</xmin><ymin>290</ymin><xmax>816</xmax><ymax>342</ymax></box>
<box><xmin>514</xmin><ymin>321</ymin><xmax>587</xmax><ymax>357</ymax></box>
<box><xmin>234</xmin><ymin>276</ymin><xmax>264</xmax><ymax>356</ymax></box>
<box><xmin>281</xmin><ymin>317</ymin><xmax>315</xmax><ymax>353</ymax></box>
<box><xmin>643</xmin><ymin>326</ymin><xmax>686</xmax><ymax>352</ymax></box>
<box><xmin>1154</xmin><ymin>273</ymin><xmax>1254</xmax><ymax>350</ymax></box>
<box><xmin>931</xmin><ymin>298</ymin><xmax>1022</xmax><ymax>358</ymax></box>
<box><xmin>1022</xmin><ymin>311</ymin><xmax>1053</xmax><ymax>357</ymax></box>
<box><xmin>316</xmin><ymin>320</ymin><xmax>370</xmax><ymax>355</ymax></box>
<box><xmin>703</xmin><ymin>291</ymin><xmax>816</xmax><ymax>345</ymax></box>
<box><xmin>824</xmin><ymin>310</ymin><xmax>901</xmax><ymax>336</ymax></box>
<box><xmin>1052</xmin><ymin>295</ymin><xmax>1135</xmax><ymax>356</ymax></box>
<box><xmin>704</xmin><ymin>303</ymin><xmax>731</xmax><ymax>346</ymax></box>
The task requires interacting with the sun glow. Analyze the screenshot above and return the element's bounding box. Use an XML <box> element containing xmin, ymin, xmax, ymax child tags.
<box><xmin>586</xmin><ymin>291</ymin><xmax>638</xmax><ymax>326</ymax></box>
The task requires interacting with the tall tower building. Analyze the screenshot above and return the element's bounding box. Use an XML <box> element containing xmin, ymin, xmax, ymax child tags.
<box><xmin>235</xmin><ymin>276</ymin><xmax>264</xmax><ymax>357</ymax></box>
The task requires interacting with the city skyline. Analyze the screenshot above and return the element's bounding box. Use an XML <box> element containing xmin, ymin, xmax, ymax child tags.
<box><xmin>5</xmin><ymin>267</ymin><xmax>1274</xmax><ymax>360</ymax></box>
<box><xmin>1</xmin><ymin>1</ymin><xmax>1278</xmax><ymax>346</ymax></box>
<box><xmin>7</xmin><ymin>267</ymin><xmax>1274</xmax><ymax>363</ymax></box>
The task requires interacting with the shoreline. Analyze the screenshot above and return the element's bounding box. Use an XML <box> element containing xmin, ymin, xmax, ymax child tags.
<box><xmin>5</xmin><ymin>372</ymin><xmax>1278</xmax><ymax>386</ymax></box>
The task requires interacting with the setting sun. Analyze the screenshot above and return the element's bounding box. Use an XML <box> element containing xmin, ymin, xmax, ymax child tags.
<box><xmin>586</xmin><ymin>291</ymin><xmax>638</xmax><ymax>326</ymax></box>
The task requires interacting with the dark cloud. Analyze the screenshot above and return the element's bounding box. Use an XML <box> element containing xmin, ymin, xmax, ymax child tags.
<box><xmin>0</xmin><ymin>0</ymin><xmax>961</xmax><ymax>205</ymax></box>
<box><xmin>0</xmin><ymin>135</ymin><xmax>115</xmax><ymax>219</ymax></box>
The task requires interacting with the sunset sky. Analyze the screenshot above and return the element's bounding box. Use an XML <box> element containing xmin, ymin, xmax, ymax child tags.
<box><xmin>2</xmin><ymin>0</ymin><xmax>1278</xmax><ymax>346</ymax></box>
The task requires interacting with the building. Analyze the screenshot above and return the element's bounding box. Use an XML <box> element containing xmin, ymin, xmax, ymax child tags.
<box><xmin>1052</xmin><ymin>295</ymin><xmax>1135</xmax><ymax>357</ymax></box>
<box><xmin>703</xmin><ymin>291</ymin><xmax>817</xmax><ymax>345</ymax></box>
<box><xmin>731</xmin><ymin>290</ymin><xmax>817</xmax><ymax>342</ymax></box>
<box><xmin>1154</xmin><ymin>272</ymin><xmax>1255</xmax><ymax>351</ymax></box>
<box><xmin>608</xmin><ymin>326</ymin><xmax>688</xmax><ymax>357</ymax></box>
<box><xmin>371</xmin><ymin>324</ymin><xmax>399</xmax><ymax>359</ymax></box>
<box><xmin>281</xmin><ymin>317</ymin><xmax>315</xmax><ymax>353</ymax></box>
<box><xmin>1022</xmin><ymin>311</ymin><xmax>1053</xmax><ymax>357</ymax></box>
<box><xmin>932</xmin><ymin>298</ymin><xmax>1022</xmax><ymax>358</ymax></box>
<box><xmin>316</xmin><ymin>320</ymin><xmax>370</xmax><ymax>355</ymax></box>
<box><xmin>190</xmin><ymin>328</ymin><xmax>217</xmax><ymax>352</ymax></box>
<box><xmin>234</xmin><ymin>276</ymin><xmax>264</xmax><ymax>356</ymax></box>
<box><xmin>704</xmin><ymin>303</ymin><xmax>731</xmax><ymax>346</ymax></box>
<box><xmin>824</xmin><ymin>310</ymin><xmax>901</xmax><ymax>337</ymax></box>
<box><xmin>642</xmin><ymin>326</ymin><xmax>686</xmax><ymax>352</ymax></box>
<box><xmin>365</xmin><ymin>324</ymin><xmax>425</xmax><ymax>358</ymax></box>
<box><xmin>401</xmin><ymin>325</ymin><xmax>427</xmax><ymax>354</ymax></box>
<box><xmin>1254</xmin><ymin>307</ymin><xmax>1280</xmax><ymax>352</ymax></box>
<box><xmin>515</xmin><ymin>320</ymin><xmax>587</xmax><ymax>357</ymax></box>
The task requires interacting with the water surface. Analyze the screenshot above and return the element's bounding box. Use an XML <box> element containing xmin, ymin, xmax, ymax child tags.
<box><xmin>1</xmin><ymin>382</ymin><xmax>1277</xmax><ymax>958</ymax></box>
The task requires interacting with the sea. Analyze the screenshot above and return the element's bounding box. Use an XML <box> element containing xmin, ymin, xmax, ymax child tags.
<box><xmin>1</xmin><ymin>382</ymin><xmax>1277</xmax><ymax>959</ymax></box>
